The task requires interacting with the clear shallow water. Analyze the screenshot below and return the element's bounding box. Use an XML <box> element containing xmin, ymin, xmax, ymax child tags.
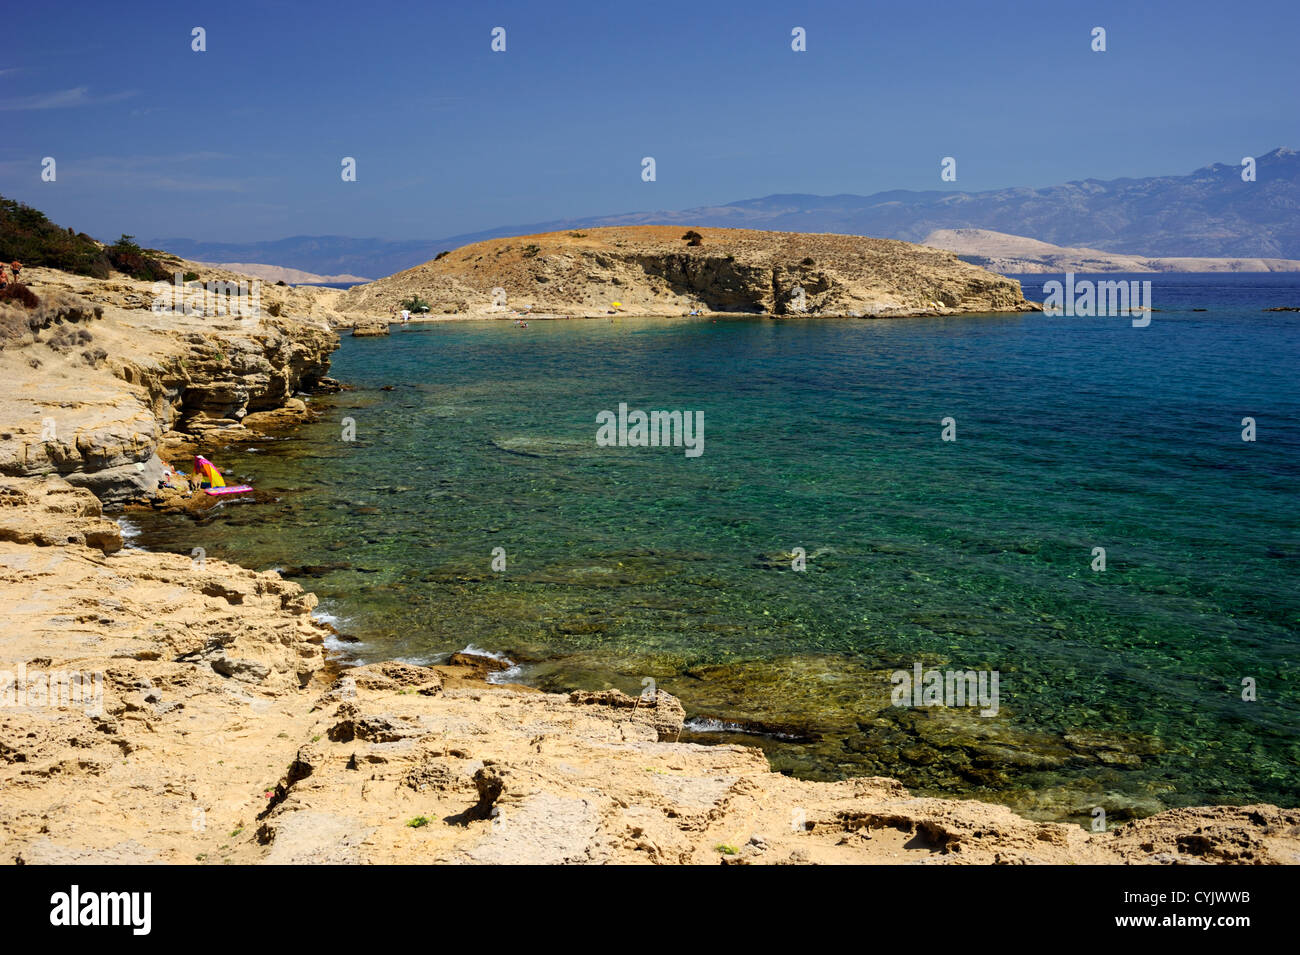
<box><xmin>130</xmin><ymin>274</ymin><xmax>1300</xmax><ymax>823</ymax></box>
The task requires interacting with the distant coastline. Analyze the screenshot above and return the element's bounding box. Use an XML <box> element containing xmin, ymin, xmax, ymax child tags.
<box><xmin>197</xmin><ymin>261</ymin><xmax>372</xmax><ymax>286</ymax></box>
<box><xmin>925</xmin><ymin>228</ymin><xmax>1300</xmax><ymax>275</ymax></box>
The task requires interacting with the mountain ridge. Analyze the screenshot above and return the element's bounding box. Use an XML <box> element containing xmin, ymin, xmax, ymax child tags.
<box><xmin>146</xmin><ymin>148</ymin><xmax>1300</xmax><ymax>279</ymax></box>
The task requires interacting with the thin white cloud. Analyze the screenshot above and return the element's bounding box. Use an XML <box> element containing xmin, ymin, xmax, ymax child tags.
<box><xmin>148</xmin><ymin>176</ymin><xmax>250</xmax><ymax>193</ymax></box>
<box><xmin>82</xmin><ymin>154</ymin><xmax>254</xmax><ymax>193</ymax></box>
<box><xmin>0</xmin><ymin>152</ymin><xmax>252</xmax><ymax>194</ymax></box>
<box><xmin>0</xmin><ymin>86</ymin><xmax>136</xmax><ymax>111</ymax></box>
<box><xmin>87</xmin><ymin>152</ymin><xmax>235</xmax><ymax>166</ymax></box>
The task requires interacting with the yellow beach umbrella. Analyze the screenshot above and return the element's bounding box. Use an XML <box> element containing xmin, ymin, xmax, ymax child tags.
<box><xmin>611</xmin><ymin>301</ymin><xmax>623</xmax><ymax>309</ymax></box>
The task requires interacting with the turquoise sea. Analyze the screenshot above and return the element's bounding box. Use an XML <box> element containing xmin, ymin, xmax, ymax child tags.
<box><xmin>128</xmin><ymin>274</ymin><xmax>1300</xmax><ymax>823</ymax></box>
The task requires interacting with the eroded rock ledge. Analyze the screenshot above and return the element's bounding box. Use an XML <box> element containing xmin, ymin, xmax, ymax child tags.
<box><xmin>0</xmin><ymin>266</ymin><xmax>341</xmax><ymax>504</ymax></box>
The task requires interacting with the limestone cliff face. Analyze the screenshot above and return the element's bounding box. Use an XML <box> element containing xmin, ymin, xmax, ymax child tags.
<box><xmin>127</xmin><ymin>317</ymin><xmax>337</xmax><ymax>444</ymax></box>
<box><xmin>338</xmin><ymin>225</ymin><xmax>1034</xmax><ymax>318</ymax></box>
<box><xmin>0</xmin><ymin>266</ymin><xmax>339</xmax><ymax>504</ymax></box>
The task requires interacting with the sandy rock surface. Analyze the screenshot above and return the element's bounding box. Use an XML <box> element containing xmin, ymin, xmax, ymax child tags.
<box><xmin>250</xmin><ymin>669</ymin><xmax>1300</xmax><ymax>865</ymax></box>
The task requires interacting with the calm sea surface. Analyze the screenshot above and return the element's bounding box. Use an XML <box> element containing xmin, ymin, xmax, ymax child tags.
<box><xmin>128</xmin><ymin>274</ymin><xmax>1300</xmax><ymax>823</ymax></box>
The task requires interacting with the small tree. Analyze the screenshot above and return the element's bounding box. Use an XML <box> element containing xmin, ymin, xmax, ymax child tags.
<box><xmin>106</xmin><ymin>234</ymin><xmax>171</xmax><ymax>281</ymax></box>
<box><xmin>682</xmin><ymin>230</ymin><xmax>703</xmax><ymax>246</ymax></box>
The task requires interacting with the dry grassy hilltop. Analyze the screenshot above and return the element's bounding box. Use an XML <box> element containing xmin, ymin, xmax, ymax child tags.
<box><xmin>338</xmin><ymin>226</ymin><xmax>1034</xmax><ymax>320</ymax></box>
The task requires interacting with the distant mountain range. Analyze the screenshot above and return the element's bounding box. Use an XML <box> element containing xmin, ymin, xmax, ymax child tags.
<box><xmin>147</xmin><ymin>148</ymin><xmax>1300</xmax><ymax>280</ymax></box>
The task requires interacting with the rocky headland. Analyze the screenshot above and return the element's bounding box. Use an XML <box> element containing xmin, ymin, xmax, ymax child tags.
<box><xmin>337</xmin><ymin>226</ymin><xmax>1035</xmax><ymax>320</ymax></box>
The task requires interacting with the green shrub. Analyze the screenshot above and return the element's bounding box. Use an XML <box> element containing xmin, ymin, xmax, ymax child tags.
<box><xmin>107</xmin><ymin>235</ymin><xmax>172</xmax><ymax>281</ymax></box>
<box><xmin>400</xmin><ymin>294</ymin><xmax>430</xmax><ymax>313</ymax></box>
<box><xmin>0</xmin><ymin>197</ymin><xmax>112</xmax><ymax>278</ymax></box>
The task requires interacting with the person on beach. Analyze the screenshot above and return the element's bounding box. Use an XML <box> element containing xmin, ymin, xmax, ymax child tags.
<box><xmin>400</xmin><ymin>308</ymin><xmax>410</xmax><ymax>325</ymax></box>
<box><xmin>10</xmin><ymin>262</ymin><xmax>21</xmax><ymax>283</ymax></box>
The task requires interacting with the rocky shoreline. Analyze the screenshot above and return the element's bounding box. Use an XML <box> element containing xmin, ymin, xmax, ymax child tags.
<box><xmin>0</xmin><ymin>264</ymin><xmax>345</xmax><ymax>503</ymax></box>
<box><xmin>1</xmin><ymin>485</ymin><xmax>1295</xmax><ymax>864</ymax></box>
<box><xmin>1</xmin><ymin>264</ymin><xmax>1296</xmax><ymax>864</ymax></box>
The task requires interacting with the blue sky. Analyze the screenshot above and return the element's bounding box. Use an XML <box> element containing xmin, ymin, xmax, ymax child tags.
<box><xmin>4</xmin><ymin>0</ymin><xmax>1298</xmax><ymax>242</ymax></box>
